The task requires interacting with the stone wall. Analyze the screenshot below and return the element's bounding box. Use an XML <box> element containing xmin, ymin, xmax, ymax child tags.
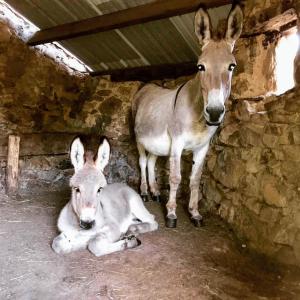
<box><xmin>0</xmin><ymin>19</ymin><xmax>94</xmax><ymax>192</ymax></box>
<box><xmin>0</xmin><ymin>18</ymin><xmax>192</xmax><ymax>196</ymax></box>
<box><xmin>202</xmin><ymin>87</ymin><xmax>300</xmax><ymax>266</ymax></box>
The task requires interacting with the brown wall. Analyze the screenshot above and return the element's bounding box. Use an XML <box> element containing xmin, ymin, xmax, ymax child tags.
<box><xmin>0</xmin><ymin>20</ymin><xmax>95</xmax><ymax>191</ymax></box>
<box><xmin>0</xmin><ymin>19</ymin><xmax>192</xmax><ymax>196</ymax></box>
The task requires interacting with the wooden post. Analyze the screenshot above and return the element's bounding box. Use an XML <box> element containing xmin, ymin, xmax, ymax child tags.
<box><xmin>6</xmin><ymin>135</ymin><xmax>20</xmax><ymax>195</ymax></box>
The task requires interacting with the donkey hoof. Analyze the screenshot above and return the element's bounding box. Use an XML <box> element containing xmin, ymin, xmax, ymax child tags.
<box><xmin>166</xmin><ymin>217</ymin><xmax>177</xmax><ymax>228</ymax></box>
<box><xmin>153</xmin><ymin>195</ymin><xmax>161</xmax><ymax>203</ymax></box>
<box><xmin>141</xmin><ymin>194</ymin><xmax>151</xmax><ymax>202</ymax></box>
<box><xmin>125</xmin><ymin>236</ymin><xmax>141</xmax><ymax>249</ymax></box>
<box><xmin>191</xmin><ymin>217</ymin><xmax>204</xmax><ymax>227</ymax></box>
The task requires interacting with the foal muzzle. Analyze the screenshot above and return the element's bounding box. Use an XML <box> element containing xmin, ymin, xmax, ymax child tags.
<box><xmin>79</xmin><ymin>220</ymin><xmax>95</xmax><ymax>230</ymax></box>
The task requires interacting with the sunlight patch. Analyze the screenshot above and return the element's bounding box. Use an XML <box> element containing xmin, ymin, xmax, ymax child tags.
<box><xmin>274</xmin><ymin>29</ymin><xmax>299</xmax><ymax>95</ymax></box>
<box><xmin>1</xmin><ymin>0</ymin><xmax>92</xmax><ymax>73</ymax></box>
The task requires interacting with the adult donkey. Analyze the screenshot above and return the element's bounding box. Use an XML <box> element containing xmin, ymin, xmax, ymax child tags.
<box><xmin>133</xmin><ymin>5</ymin><xmax>243</xmax><ymax>228</ymax></box>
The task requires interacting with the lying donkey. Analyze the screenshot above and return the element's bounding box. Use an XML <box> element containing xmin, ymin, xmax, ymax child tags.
<box><xmin>52</xmin><ymin>136</ymin><xmax>158</xmax><ymax>256</ymax></box>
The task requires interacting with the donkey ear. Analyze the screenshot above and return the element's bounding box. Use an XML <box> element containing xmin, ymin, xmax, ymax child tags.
<box><xmin>225</xmin><ymin>5</ymin><xmax>243</xmax><ymax>48</ymax></box>
<box><xmin>70</xmin><ymin>137</ymin><xmax>85</xmax><ymax>172</ymax></box>
<box><xmin>95</xmin><ymin>138</ymin><xmax>110</xmax><ymax>171</ymax></box>
<box><xmin>194</xmin><ymin>7</ymin><xmax>212</xmax><ymax>46</ymax></box>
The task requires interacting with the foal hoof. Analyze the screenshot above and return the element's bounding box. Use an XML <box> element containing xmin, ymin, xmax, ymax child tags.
<box><xmin>153</xmin><ymin>195</ymin><xmax>161</xmax><ymax>203</ymax></box>
<box><xmin>166</xmin><ymin>217</ymin><xmax>177</xmax><ymax>228</ymax></box>
<box><xmin>191</xmin><ymin>217</ymin><xmax>204</xmax><ymax>227</ymax></box>
<box><xmin>124</xmin><ymin>235</ymin><xmax>142</xmax><ymax>248</ymax></box>
<box><xmin>141</xmin><ymin>194</ymin><xmax>151</xmax><ymax>202</ymax></box>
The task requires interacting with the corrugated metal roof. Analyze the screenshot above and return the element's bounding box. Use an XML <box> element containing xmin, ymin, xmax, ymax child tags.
<box><xmin>5</xmin><ymin>0</ymin><xmax>231</xmax><ymax>72</ymax></box>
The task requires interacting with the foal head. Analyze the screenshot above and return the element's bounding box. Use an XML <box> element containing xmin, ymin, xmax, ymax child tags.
<box><xmin>69</xmin><ymin>136</ymin><xmax>110</xmax><ymax>230</ymax></box>
<box><xmin>194</xmin><ymin>5</ymin><xmax>243</xmax><ymax>126</ymax></box>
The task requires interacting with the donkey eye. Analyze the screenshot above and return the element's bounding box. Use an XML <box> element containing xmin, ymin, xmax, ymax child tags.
<box><xmin>74</xmin><ymin>187</ymin><xmax>80</xmax><ymax>193</ymax></box>
<box><xmin>197</xmin><ymin>64</ymin><xmax>205</xmax><ymax>72</ymax></box>
<box><xmin>97</xmin><ymin>187</ymin><xmax>103</xmax><ymax>194</ymax></box>
<box><xmin>228</xmin><ymin>63</ymin><xmax>236</xmax><ymax>71</ymax></box>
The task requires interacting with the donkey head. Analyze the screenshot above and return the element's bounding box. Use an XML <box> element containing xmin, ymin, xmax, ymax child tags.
<box><xmin>194</xmin><ymin>5</ymin><xmax>243</xmax><ymax>126</ymax></box>
<box><xmin>69</xmin><ymin>136</ymin><xmax>110</xmax><ymax>230</ymax></box>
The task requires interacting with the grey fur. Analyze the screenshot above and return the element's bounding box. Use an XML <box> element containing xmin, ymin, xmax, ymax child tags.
<box><xmin>132</xmin><ymin>6</ymin><xmax>243</xmax><ymax>225</ymax></box>
<box><xmin>52</xmin><ymin>137</ymin><xmax>158</xmax><ymax>256</ymax></box>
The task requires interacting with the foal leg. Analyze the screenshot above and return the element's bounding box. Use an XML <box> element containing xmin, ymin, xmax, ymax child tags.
<box><xmin>137</xmin><ymin>142</ymin><xmax>150</xmax><ymax>202</ymax></box>
<box><xmin>52</xmin><ymin>231</ymin><xmax>91</xmax><ymax>254</ymax></box>
<box><xmin>128</xmin><ymin>193</ymin><xmax>159</xmax><ymax>234</ymax></box>
<box><xmin>166</xmin><ymin>142</ymin><xmax>183</xmax><ymax>228</ymax></box>
<box><xmin>147</xmin><ymin>153</ymin><xmax>161</xmax><ymax>202</ymax></box>
<box><xmin>88</xmin><ymin>236</ymin><xmax>140</xmax><ymax>257</ymax></box>
<box><xmin>189</xmin><ymin>144</ymin><xmax>209</xmax><ymax>227</ymax></box>
<box><xmin>88</xmin><ymin>223</ymin><xmax>140</xmax><ymax>257</ymax></box>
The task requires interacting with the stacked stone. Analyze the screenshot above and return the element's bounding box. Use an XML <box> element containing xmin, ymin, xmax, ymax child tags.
<box><xmin>202</xmin><ymin>88</ymin><xmax>300</xmax><ymax>266</ymax></box>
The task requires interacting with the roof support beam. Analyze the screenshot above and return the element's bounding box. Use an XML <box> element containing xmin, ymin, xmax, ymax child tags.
<box><xmin>27</xmin><ymin>0</ymin><xmax>231</xmax><ymax>46</ymax></box>
<box><xmin>89</xmin><ymin>62</ymin><xmax>198</xmax><ymax>82</ymax></box>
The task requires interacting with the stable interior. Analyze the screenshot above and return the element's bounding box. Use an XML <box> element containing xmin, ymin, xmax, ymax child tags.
<box><xmin>1</xmin><ymin>1</ymin><xmax>300</xmax><ymax>299</ymax></box>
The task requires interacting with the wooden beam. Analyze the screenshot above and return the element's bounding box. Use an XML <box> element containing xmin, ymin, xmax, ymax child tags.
<box><xmin>90</xmin><ymin>62</ymin><xmax>198</xmax><ymax>82</ymax></box>
<box><xmin>6</xmin><ymin>135</ymin><xmax>20</xmax><ymax>195</ymax></box>
<box><xmin>27</xmin><ymin>0</ymin><xmax>231</xmax><ymax>45</ymax></box>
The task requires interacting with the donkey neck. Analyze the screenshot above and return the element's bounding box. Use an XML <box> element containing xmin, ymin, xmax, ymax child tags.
<box><xmin>177</xmin><ymin>72</ymin><xmax>204</xmax><ymax>120</ymax></box>
<box><xmin>184</xmin><ymin>73</ymin><xmax>203</xmax><ymax>105</ymax></box>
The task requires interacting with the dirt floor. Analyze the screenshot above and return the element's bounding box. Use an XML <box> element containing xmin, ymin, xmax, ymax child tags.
<box><xmin>1</xmin><ymin>192</ymin><xmax>300</xmax><ymax>300</ymax></box>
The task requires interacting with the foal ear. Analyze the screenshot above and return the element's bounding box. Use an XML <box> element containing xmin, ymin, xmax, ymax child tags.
<box><xmin>70</xmin><ymin>137</ymin><xmax>85</xmax><ymax>172</ymax></box>
<box><xmin>225</xmin><ymin>5</ymin><xmax>243</xmax><ymax>48</ymax></box>
<box><xmin>194</xmin><ymin>7</ymin><xmax>212</xmax><ymax>46</ymax></box>
<box><xmin>95</xmin><ymin>137</ymin><xmax>110</xmax><ymax>171</ymax></box>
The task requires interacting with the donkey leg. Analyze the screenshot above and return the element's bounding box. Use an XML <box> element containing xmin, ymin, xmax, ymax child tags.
<box><xmin>166</xmin><ymin>144</ymin><xmax>183</xmax><ymax>228</ymax></box>
<box><xmin>189</xmin><ymin>144</ymin><xmax>210</xmax><ymax>227</ymax></box>
<box><xmin>127</xmin><ymin>222</ymin><xmax>158</xmax><ymax>235</ymax></box>
<box><xmin>129</xmin><ymin>193</ymin><xmax>159</xmax><ymax>234</ymax></box>
<box><xmin>137</xmin><ymin>143</ymin><xmax>150</xmax><ymax>202</ymax></box>
<box><xmin>147</xmin><ymin>153</ymin><xmax>161</xmax><ymax>202</ymax></box>
<box><xmin>52</xmin><ymin>231</ymin><xmax>91</xmax><ymax>254</ymax></box>
<box><xmin>88</xmin><ymin>235</ymin><xmax>141</xmax><ymax>257</ymax></box>
<box><xmin>88</xmin><ymin>223</ymin><xmax>140</xmax><ymax>257</ymax></box>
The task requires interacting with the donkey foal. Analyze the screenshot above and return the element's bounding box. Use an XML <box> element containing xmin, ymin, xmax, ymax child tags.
<box><xmin>52</xmin><ymin>136</ymin><xmax>158</xmax><ymax>257</ymax></box>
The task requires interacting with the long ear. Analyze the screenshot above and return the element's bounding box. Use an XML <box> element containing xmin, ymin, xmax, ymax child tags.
<box><xmin>70</xmin><ymin>137</ymin><xmax>85</xmax><ymax>172</ymax></box>
<box><xmin>225</xmin><ymin>5</ymin><xmax>243</xmax><ymax>48</ymax></box>
<box><xmin>194</xmin><ymin>7</ymin><xmax>212</xmax><ymax>46</ymax></box>
<box><xmin>95</xmin><ymin>137</ymin><xmax>110</xmax><ymax>171</ymax></box>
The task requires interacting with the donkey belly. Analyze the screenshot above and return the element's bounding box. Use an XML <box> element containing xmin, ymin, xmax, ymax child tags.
<box><xmin>138</xmin><ymin>131</ymin><xmax>171</xmax><ymax>156</ymax></box>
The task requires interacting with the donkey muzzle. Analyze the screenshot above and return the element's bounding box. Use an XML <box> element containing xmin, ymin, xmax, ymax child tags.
<box><xmin>80</xmin><ymin>220</ymin><xmax>95</xmax><ymax>230</ymax></box>
<box><xmin>205</xmin><ymin>106</ymin><xmax>224</xmax><ymax>125</ymax></box>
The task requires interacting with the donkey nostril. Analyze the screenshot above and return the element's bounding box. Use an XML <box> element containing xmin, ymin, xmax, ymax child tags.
<box><xmin>205</xmin><ymin>107</ymin><xmax>210</xmax><ymax>114</ymax></box>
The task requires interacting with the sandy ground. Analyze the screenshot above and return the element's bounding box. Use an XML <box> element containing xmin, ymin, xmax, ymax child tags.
<box><xmin>0</xmin><ymin>191</ymin><xmax>300</xmax><ymax>300</ymax></box>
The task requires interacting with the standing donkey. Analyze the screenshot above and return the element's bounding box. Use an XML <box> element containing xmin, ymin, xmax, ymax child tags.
<box><xmin>132</xmin><ymin>5</ymin><xmax>243</xmax><ymax>228</ymax></box>
<box><xmin>52</xmin><ymin>136</ymin><xmax>158</xmax><ymax>256</ymax></box>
